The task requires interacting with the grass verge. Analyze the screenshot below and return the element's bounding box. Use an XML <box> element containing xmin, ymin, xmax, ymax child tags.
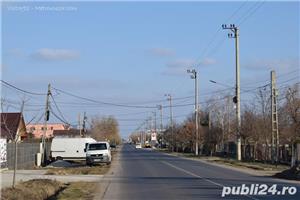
<box><xmin>160</xmin><ymin>150</ymin><xmax>289</xmax><ymax>171</ymax></box>
<box><xmin>1</xmin><ymin>179</ymin><xmax>64</xmax><ymax>200</ymax></box>
<box><xmin>45</xmin><ymin>164</ymin><xmax>110</xmax><ymax>175</ymax></box>
<box><xmin>54</xmin><ymin>182</ymin><xmax>98</xmax><ymax>200</ymax></box>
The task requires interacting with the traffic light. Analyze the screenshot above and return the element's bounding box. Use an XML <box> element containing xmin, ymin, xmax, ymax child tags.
<box><xmin>233</xmin><ymin>96</ymin><xmax>237</xmax><ymax>104</ymax></box>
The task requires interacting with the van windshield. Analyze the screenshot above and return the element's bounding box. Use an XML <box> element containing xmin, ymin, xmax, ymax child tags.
<box><xmin>88</xmin><ymin>143</ymin><xmax>107</xmax><ymax>150</ymax></box>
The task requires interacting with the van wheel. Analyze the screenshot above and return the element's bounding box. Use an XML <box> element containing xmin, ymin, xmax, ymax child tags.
<box><xmin>106</xmin><ymin>162</ymin><xmax>111</xmax><ymax>165</ymax></box>
<box><xmin>56</xmin><ymin>157</ymin><xmax>63</xmax><ymax>160</ymax></box>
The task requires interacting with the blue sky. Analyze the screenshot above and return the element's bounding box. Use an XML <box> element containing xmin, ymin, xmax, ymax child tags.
<box><xmin>1</xmin><ymin>1</ymin><xmax>299</xmax><ymax>137</ymax></box>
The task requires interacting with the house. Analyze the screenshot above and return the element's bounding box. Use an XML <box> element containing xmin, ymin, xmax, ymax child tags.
<box><xmin>0</xmin><ymin>112</ymin><xmax>27</xmax><ymax>142</ymax></box>
<box><xmin>53</xmin><ymin>128</ymin><xmax>90</xmax><ymax>138</ymax></box>
<box><xmin>26</xmin><ymin>123</ymin><xmax>70</xmax><ymax>138</ymax></box>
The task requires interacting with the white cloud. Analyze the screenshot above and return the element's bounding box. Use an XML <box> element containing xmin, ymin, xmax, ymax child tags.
<box><xmin>199</xmin><ymin>58</ymin><xmax>217</xmax><ymax>66</ymax></box>
<box><xmin>243</xmin><ymin>58</ymin><xmax>299</xmax><ymax>72</ymax></box>
<box><xmin>162</xmin><ymin>57</ymin><xmax>217</xmax><ymax>76</ymax></box>
<box><xmin>163</xmin><ymin>59</ymin><xmax>196</xmax><ymax>76</ymax></box>
<box><xmin>148</xmin><ymin>47</ymin><xmax>175</xmax><ymax>57</ymax></box>
<box><xmin>31</xmin><ymin>48</ymin><xmax>79</xmax><ymax>61</ymax></box>
<box><xmin>8</xmin><ymin>48</ymin><xmax>24</xmax><ymax>57</ymax></box>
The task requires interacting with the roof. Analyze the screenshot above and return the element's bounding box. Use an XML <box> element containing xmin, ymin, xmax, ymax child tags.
<box><xmin>53</xmin><ymin>129</ymin><xmax>90</xmax><ymax>138</ymax></box>
<box><xmin>1</xmin><ymin>112</ymin><xmax>22</xmax><ymax>140</ymax></box>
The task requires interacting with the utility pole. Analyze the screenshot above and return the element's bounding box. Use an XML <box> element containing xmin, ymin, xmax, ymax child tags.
<box><xmin>82</xmin><ymin>112</ymin><xmax>87</xmax><ymax>137</ymax></box>
<box><xmin>12</xmin><ymin>100</ymin><xmax>25</xmax><ymax>188</ymax></box>
<box><xmin>152</xmin><ymin>111</ymin><xmax>157</xmax><ymax>134</ymax></box>
<box><xmin>271</xmin><ymin>70</ymin><xmax>279</xmax><ymax>165</ymax></box>
<box><xmin>187</xmin><ymin>69</ymin><xmax>199</xmax><ymax>156</ymax></box>
<box><xmin>158</xmin><ymin>105</ymin><xmax>163</xmax><ymax>147</ymax></box>
<box><xmin>41</xmin><ymin>84</ymin><xmax>51</xmax><ymax>165</ymax></box>
<box><xmin>208</xmin><ymin>111</ymin><xmax>212</xmax><ymax>156</ymax></box>
<box><xmin>165</xmin><ymin>94</ymin><xmax>173</xmax><ymax>151</ymax></box>
<box><xmin>222</xmin><ymin>24</ymin><xmax>241</xmax><ymax>161</ymax></box>
<box><xmin>153</xmin><ymin>111</ymin><xmax>157</xmax><ymax>145</ymax></box>
<box><xmin>78</xmin><ymin>113</ymin><xmax>82</xmax><ymax>137</ymax></box>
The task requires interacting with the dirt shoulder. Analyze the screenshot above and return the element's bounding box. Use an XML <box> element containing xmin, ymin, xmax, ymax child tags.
<box><xmin>159</xmin><ymin>150</ymin><xmax>299</xmax><ymax>184</ymax></box>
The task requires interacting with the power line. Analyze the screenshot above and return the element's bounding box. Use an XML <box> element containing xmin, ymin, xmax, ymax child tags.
<box><xmin>49</xmin><ymin>106</ymin><xmax>70</xmax><ymax>125</ymax></box>
<box><xmin>0</xmin><ymin>80</ymin><xmax>46</xmax><ymax>96</ymax></box>
<box><xmin>237</xmin><ymin>1</ymin><xmax>266</xmax><ymax>26</ymax></box>
<box><xmin>52</xmin><ymin>87</ymin><xmax>157</xmax><ymax>109</ymax></box>
<box><xmin>50</xmin><ymin>94</ymin><xmax>69</xmax><ymax>125</ymax></box>
<box><xmin>193</xmin><ymin>1</ymin><xmax>249</xmax><ymax>66</ymax></box>
<box><xmin>242</xmin><ymin>69</ymin><xmax>299</xmax><ymax>88</ymax></box>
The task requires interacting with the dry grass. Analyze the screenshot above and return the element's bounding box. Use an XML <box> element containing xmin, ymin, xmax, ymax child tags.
<box><xmin>1</xmin><ymin>179</ymin><xmax>64</xmax><ymax>200</ymax></box>
<box><xmin>211</xmin><ymin>159</ymin><xmax>289</xmax><ymax>171</ymax></box>
<box><xmin>55</xmin><ymin>182</ymin><xmax>98</xmax><ymax>200</ymax></box>
<box><xmin>46</xmin><ymin>164</ymin><xmax>110</xmax><ymax>175</ymax></box>
<box><xmin>165</xmin><ymin>151</ymin><xmax>289</xmax><ymax>171</ymax></box>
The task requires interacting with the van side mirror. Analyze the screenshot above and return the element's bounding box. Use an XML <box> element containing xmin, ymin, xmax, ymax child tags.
<box><xmin>84</xmin><ymin>148</ymin><xmax>86</xmax><ymax>152</ymax></box>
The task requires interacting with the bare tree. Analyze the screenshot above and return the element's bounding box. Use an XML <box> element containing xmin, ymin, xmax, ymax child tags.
<box><xmin>91</xmin><ymin>116</ymin><xmax>121</xmax><ymax>145</ymax></box>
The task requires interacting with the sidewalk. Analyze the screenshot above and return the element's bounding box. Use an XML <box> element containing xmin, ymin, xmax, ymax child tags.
<box><xmin>0</xmin><ymin>169</ymin><xmax>104</xmax><ymax>189</ymax></box>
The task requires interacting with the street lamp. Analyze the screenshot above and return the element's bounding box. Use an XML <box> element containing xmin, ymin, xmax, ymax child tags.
<box><xmin>187</xmin><ymin>69</ymin><xmax>199</xmax><ymax>156</ymax></box>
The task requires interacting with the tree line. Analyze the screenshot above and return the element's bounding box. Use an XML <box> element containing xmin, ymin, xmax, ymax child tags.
<box><xmin>130</xmin><ymin>83</ymin><xmax>299</xmax><ymax>164</ymax></box>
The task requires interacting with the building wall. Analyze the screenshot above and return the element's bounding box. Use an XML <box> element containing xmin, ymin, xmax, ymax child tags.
<box><xmin>26</xmin><ymin>124</ymin><xmax>69</xmax><ymax>138</ymax></box>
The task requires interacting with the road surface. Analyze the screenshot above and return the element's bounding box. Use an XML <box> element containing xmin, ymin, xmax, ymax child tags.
<box><xmin>101</xmin><ymin>144</ymin><xmax>300</xmax><ymax>200</ymax></box>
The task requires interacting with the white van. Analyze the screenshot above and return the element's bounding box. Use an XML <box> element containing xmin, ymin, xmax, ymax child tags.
<box><xmin>86</xmin><ymin>141</ymin><xmax>112</xmax><ymax>165</ymax></box>
<box><xmin>50</xmin><ymin>137</ymin><xmax>96</xmax><ymax>161</ymax></box>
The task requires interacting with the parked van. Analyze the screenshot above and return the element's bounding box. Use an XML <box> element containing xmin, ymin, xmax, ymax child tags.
<box><xmin>85</xmin><ymin>141</ymin><xmax>111</xmax><ymax>165</ymax></box>
<box><xmin>50</xmin><ymin>137</ymin><xmax>96</xmax><ymax>161</ymax></box>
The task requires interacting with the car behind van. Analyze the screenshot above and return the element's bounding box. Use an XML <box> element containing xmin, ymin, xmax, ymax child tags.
<box><xmin>50</xmin><ymin>137</ymin><xmax>96</xmax><ymax>161</ymax></box>
<box><xmin>86</xmin><ymin>141</ymin><xmax>111</xmax><ymax>165</ymax></box>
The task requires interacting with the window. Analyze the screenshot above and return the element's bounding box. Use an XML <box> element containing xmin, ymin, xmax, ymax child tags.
<box><xmin>88</xmin><ymin>143</ymin><xmax>107</xmax><ymax>151</ymax></box>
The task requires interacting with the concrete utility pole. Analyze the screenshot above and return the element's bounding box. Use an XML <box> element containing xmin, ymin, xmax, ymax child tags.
<box><xmin>41</xmin><ymin>84</ymin><xmax>51</xmax><ymax>165</ymax></box>
<box><xmin>222</xmin><ymin>24</ymin><xmax>241</xmax><ymax>161</ymax></box>
<box><xmin>165</xmin><ymin>94</ymin><xmax>173</xmax><ymax>151</ymax></box>
<box><xmin>187</xmin><ymin>69</ymin><xmax>199</xmax><ymax>156</ymax></box>
<box><xmin>78</xmin><ymin>113</ymin><xmax>82</xmax><ymax>137</ymax></box>
<box><xmin>158</xmin><ymin>105</ymin><xmax>163</xmax><ymax>147</ymax></box>
<box><xmin>271</xmin><ymin>70</ymin><xmax>279</xmax><ymax>164</ymax></box>
<box><xmin>82</xmin><ymin>112</ymin><xmax>87</xmax><ymax>136</ymax></box>
<box><xmin>12</xmin><ymin>100</ymin><xmax>25</xmax><ymax>188</ymax></box>
<box><xmin>153</xmin><ymin>111</ymin><xmax>157</xmax><ymax>134</ymax></box>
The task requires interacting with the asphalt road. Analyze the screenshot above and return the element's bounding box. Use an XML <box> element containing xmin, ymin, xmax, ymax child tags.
<box><xmin>102</xmin><ymin>144</ymin><xmax>300</xmax><ymax>200</ymax></box>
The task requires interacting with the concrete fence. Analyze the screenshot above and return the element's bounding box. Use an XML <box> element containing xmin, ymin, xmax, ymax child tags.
<box><xmin>6</xmin><ymin>142</ymin><xmax>51</xmax><ymax>170</ymax></box>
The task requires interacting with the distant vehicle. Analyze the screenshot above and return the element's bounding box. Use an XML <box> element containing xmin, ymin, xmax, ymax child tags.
<box><xmin>50</xmin><ymin>137</ymin><xmax>96</xmax><ymax>161</ymax></box>
<box><xmin>86</xmin><ymin>141</ymin><xmax>112</xmax><ymax>165</ymax></box>
<box><xmin>135</xmin><ymin>143</ymin><xmax>142</xmax><ymax>149</ymax></box>
<box><xmin>110</xmin><ymin>143</ymin><xmax>117</xmax><ymax>149</ymax></box>
<box><xmin>144</xmin><ymin>143</ymin><xmax>151</xmax><ymax>148</ymax></box>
